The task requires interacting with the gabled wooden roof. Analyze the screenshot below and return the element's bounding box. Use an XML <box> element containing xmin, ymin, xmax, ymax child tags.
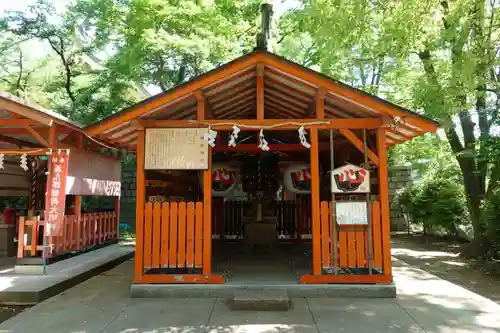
<box><xmin>0</xmin><ymin>92</ymin><xmax>106</xmax><ymax>150</ymax></box>
<box><xmin>85</xmin><ymin>50</ymin><xmax>438</xmax><ymax>150</ymax></box>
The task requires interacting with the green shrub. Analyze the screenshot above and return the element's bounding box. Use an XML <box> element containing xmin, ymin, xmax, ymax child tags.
<box><xmin>484</xmin><ymin>189</ymin><xmax>500</xmax><ymax>258</ymax></box>
<box><xmin>398</xmin><ymin>178</ymin><xmax>467</xmax><ymax>235</ymax></box>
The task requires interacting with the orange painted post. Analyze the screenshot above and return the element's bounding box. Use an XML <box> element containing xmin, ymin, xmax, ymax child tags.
<box><xmin>114</xmin><ymin>196</ymin><xmax>120</xmax><ymax>240</ymax></box>
<box><xmin>70</xmin><ymin>216</ymin><xmax>74</xmax><ymax>250</ymax></box>
<box><xmin>186</xmin><ymin>202</ymin><xmax>195</xmax><ymax>268</ymax></box>
<box><xmin>355</xmin><ymin>229</ymin><xmax>366</xmax><ymax>268</ymax></box>
<box><xmin>203</xmin><ymin>150</ymin><xmax>212</xmax><ymax>275</ymax></box>
<box><xmin>377</xmin><ymin>127</ymin><xmax>392</xmax><ymax>280</ymax></box>
<box><xmin>177</xmin><ymin>202</ymin><xmax>187</xmax><ymax>268</ymax></box>
<box><xmin>143</xmin><ymin>203</ymin><xmax>153</xmax><ymax>269</ymax></box>
<box><xmin>75</xmin><ymin>214</ymin><xmax>80</xmax><ymax>250</ymax></box>
<box><xmin>320</xmin><ymin>202</ymin><xmax>330</xmax><ymax>269</ymax></box>
<box><xmin>169</xmin><ymin>202</ymin><xmax>178</xmax><ymax>267</ymax></box>
<box><xmin>134</xmin><ymin>129</ymin><xmax>146</xmax><ymax>282</ymax></box>
<box><xmin>152</xmin><ymin>203</ymin><xmax>162</xmax><ymax>268</ymax></box>
<box><xmin>372</xmin><ymin>201</ymin><xmax>383</xmax><ymax>269</ymax></box>
<box><xmin>75</xmin><ymin>134</ymin><xmax>83</xmax><ymax>248</ymax></box>
<box><xmin>83</xmin><ymin>213</ymin><xmax>88</xmax><ymax>247</ymax></box>
<box><xmin>310</xmin><ymin>128</ymin><xmax>321</xmax><ymax>275</ymax></box>
<box><xmin>347</xmin><ymin>231</ymin><xmax>356</xmax><ymax>267</ymax></box>
<box><xmin>339</xmin><ymin>230</ymin><xmax>347</xmax><ymax>268</ymax></box>
<box><xmin>17</xmin><ymin>217</ymin><xmax>25</xmax><ymax>259</ymax></box>
<box><xmin>30</xmin><ymin>218</ymin><xmax>38</xmax><ymax>256</ymax></box>
<box><xmin>195</xmin><ymin>202</ymin><xmax>203</xmax><ymax>268</ymax></box>
<box><xmin>256</xmin><ymin>64</ymin><xmax>264</xmax><ymax>120</ymax></box>
<box><xmin>160</xmin><ymin>202</ymin><xmax>170</xmax><ymax>268</ymax></box>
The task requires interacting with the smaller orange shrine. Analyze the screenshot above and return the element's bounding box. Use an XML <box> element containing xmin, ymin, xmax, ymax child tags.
<box><xmin>86</xmin><ymin>49</ymin><xmax>438</xmax><ymax>286</ymax></box>
<box><xmin>0</xmin><ymin>92</ymin><xmax>121</xmax><ymax>266</ymax></box>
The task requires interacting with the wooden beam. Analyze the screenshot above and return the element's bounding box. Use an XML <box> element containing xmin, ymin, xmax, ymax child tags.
<box><xmin>338</xmin><ymin>129</ymin><xmax>379</xmax><ymax>166</ymax></box>
<box><xmin>256</xmin><ymin>64</ymin><xmax>264</xmax><ymax>120</ymax></box>
<box><xmin>377</xmin><ymin>127</ymin><xmax>392</xmax><ymax>281</ymax></box>
<box><xmin>194</xmin><ymin>90</ymin><xmax>205</xmax><ymax>120</ymax></box>
<box><xmin>315</xmin><ymin>88</ymin><xmax>326</xmax><ymax>120</ymax></box>
<box><xmin>48</xmin><ymin>124</ymin><xmax>57</xmax><ymax>148</ymax></box>
<box><xmin>0</xmin><ymin>119</ymin><xmax>40</xmax><ymax>126</ymax></box>
<box><xmin>0</xmin><ymin>134</ymin><xmax>39</xmax><ymax>148</ymax></box>
<box><xmin>24</xmin><ymin>126</ymin><xmax>49</xmax><ymax>147</ymax></box>
<box><xmin>138</xmin><ymin>118</ymin><xmax>383</xmax><ymax>130</ymax></box>
<box><xmin>0</xmin><ymin>148</ymin><xmax>50</xmax><ymax>155</ymax></box>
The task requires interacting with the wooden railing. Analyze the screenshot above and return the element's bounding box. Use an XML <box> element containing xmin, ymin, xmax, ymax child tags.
<box><xmin>142</xmin><ymin>202</ymin><xmax>204</xmax><ymax>270</ymax></box>
<box><xmin>212</xmin><ymin>199</ymin><xmax>312</xmax><ymax>240</ymax></box>
<box><xmin>319</xmin><ymin>201</ymin><xmax>383</xmax><ymax>271</ymax></box>
<box><xmin>17</xmin><ymin>211</ymin><xmax>118</xmax><ymax>259</ymax></box>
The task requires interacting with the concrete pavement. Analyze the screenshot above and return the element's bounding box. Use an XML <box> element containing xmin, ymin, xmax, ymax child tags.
<box><xmin>0</xmin><ymin>258</ymin><xmax>498</xmax><ymax>333</ymax></box>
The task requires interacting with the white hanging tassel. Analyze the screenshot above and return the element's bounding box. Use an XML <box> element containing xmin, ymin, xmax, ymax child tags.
<box><xmin>20</xmin><ymin>153</ymin><xmax>28</xmax><ymax>171</ymax></box>
<box><xmin>0</xmin><ymin>154</ymin><xmax>4</xmax><ymax>169</ymax></box>
<box><xmin>203</xmin><ymin>128</ymin><xmax>218</xmax><ymax>147</ymax></box>
<box><xmin>228</xmin><ymin>125</ymin><xmax>240</xmax><ymax>147</ymax></box>
<box><xmin>298</xmin><ymin>126</ymin><xmax>311</xmax><ymax>149</ymax></box>
<box><xmin>258</xmin><ymin>129</ymin><xmax>270</xmax><ymax>151</ymax></box>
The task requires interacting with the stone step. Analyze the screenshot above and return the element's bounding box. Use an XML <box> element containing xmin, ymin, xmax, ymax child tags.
<box><xmin>230</xmin><ymin>289</ymin><xmax>290</xmax><ymax>311</ymax></box>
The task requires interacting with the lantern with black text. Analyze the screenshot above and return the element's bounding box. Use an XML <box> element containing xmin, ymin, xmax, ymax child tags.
<box><xmin>211</xmin><ymin>163</ymin><xmax>239</xmax><ymax>197</ymax></box>
<box><xmin>283</xmin><ymin>163</ymin><xmax>311</xmax><ymax>194</ymax></box>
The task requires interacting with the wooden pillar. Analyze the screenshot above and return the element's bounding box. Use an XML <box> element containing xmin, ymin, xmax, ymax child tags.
<box><xmin>133</xmin><ymin>129</ymin><xmax>146</xmax><ymax>283</ymax></box>
<box><xmin>114</xmin><ymin>196</ymin><xmax>120</xmax><ymax>240</ymax></box>
<box><xmin>203</xmin><ymin>149</ymin><xmax>212</xmax><ymax>275</ymax></box>
<box><xmin>310</xmin><ymin>127</ymin><xmax>321</xmax><ymax>275</ymax></box>
<box><xmin>310</xmin><ymin>88</ymin><xmax>325</xmax><ymax>276</ymax></box>
<box><xmin>198</xmin><ymin>89</ymin><xmax>213</xmax><ymax>275</ymax></box>
<box><xmin>376</xmin><ymin>127</ymin><xmax>392</xmax><ymax>280</ymax></box>
<box><xmin>74</xmin><ymin>134</ymin><xmax>83</xmax><ymax>219</ymax></box>
<box><xmin>315</xmin><ymin>88</ymin><xmax>326</xmax><ymax>120</ymax></box>
<box><xmin>256</xmin><ymin>64</ymin><xmax>264</xmax><ymax>120</ymax></box>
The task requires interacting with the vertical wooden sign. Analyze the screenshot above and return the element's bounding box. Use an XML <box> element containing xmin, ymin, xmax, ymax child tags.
<box><xmin>45</xmin><ymin>150</ymin><xmax>69</xmax><ymax>237</ymax></box>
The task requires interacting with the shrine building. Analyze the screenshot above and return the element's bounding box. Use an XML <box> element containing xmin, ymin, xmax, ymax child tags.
<box><xmin>85</xmin><ymin>49</ymin><xmax>438</xmax><ymax>289</ymax></box>
<box><xmin>0</xmin><ymin>92</ymin><xmax>121</xmax><ymax>271</ymax></box>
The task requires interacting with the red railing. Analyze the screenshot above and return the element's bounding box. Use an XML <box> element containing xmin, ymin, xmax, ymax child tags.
<box><xmin>17</xmin><ymin>211</ymin><xmax>118</xmax><ymax>259</ymax></box>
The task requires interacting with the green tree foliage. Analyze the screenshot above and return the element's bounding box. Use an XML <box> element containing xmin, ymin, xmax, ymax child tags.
<box><xmin>279</xmin><ymin>0</ymin><xmax>500</xmax><ymax>255</ymax></box>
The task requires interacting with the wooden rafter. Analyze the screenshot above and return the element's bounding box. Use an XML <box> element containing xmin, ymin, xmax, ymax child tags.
<box><xmin>0</xmin><ymin>134</ymin><xmax>40</xmax><ymax>148</ymax></box>
<box><xmin>24</xmin><ymin>126</ymin><xmax>49</xmax><ymax>147</ymax></box>
<box><xmin>0</xmin><ymin>119</ymin><xmax>40</xmax><ymax>126</ymax></box>
<box><xmin>338</xmin><ymin>129</ymin><xmax>379</xmax><ymax>166</ymax></box>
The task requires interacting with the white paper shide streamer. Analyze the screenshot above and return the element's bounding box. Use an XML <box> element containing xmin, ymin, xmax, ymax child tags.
<box><xmin>228</xmin><ymin>125</ymin><xmax>240</xmax><ymax>147</ymax></box>
<box><xmin>258</xmin><ymin>129</ymin><xmax>270</xmax><ymax>151</ymax></box>
<box><xmin>298</xmin><ymin>126</ymin><xmax>311</xmax><ymax>149</ymax></box>
<box><xmin>203</xmin><ymin>128</ymin><xmax>218</xmax><ymax>147</ymax></box>
<box><xmin>20</xmin><ymin>153</ymin><xmax>28</xmax><ymax>171</ymax></box>
<box><xmin>0</xmin><ymin>154</ymin><xmax>4</xmax><ymax>169</ymax></box>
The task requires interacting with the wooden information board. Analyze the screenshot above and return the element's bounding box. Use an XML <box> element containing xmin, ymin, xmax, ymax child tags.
<box><xmin>335</xmin><ymin>201</ymin><xmax>368</xmax><ymax>225</ymax></box>
<box><xmin>145</xmin><ymin>128</ymin><xmax>208</xmax><ymax>170</ymax></box>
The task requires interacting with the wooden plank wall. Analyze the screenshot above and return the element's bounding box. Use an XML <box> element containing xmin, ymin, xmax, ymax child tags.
<box><xmin>143</xmin><ymin>202</ymin><xmax>204</xmax><ymax>269</ymax></box>
<box><xmin>320</xmin><ymin>201</ymin><xmax>383</xmax><ymax>270</ymax></box>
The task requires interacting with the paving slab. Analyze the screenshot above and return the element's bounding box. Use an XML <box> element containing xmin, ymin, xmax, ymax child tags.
<box><xmin>231</xmin><ymin>289</ymin><xmax>290</xmax><ymax>311</ymax></box>
<box><xmin>101</xmin><ymin>298</ymin><xmax>216</xmax><ymax>333</ymax></box>
<box><xmin>0</xmin><ymin>256</ymin><xmax>498</xmax><ymax>333</ymax></box>
<box><xmin>0</xmin><ymin>244</ymin><xmax>134</xmax><ymax>304</ymax></box>
<box><xmin>308</xmin><ymin>298</ymin><xmax>425</xmax><ymax>333</ymax></box>
<box><xmin>207</xmin><ymin>298</ymin><xmax>318</xmax><ymax>333</ymax></box>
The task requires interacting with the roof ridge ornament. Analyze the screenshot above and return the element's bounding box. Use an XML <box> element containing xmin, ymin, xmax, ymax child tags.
<box><xmin>256</xmin><ymin>3</ymin><xmax>273</xmax><ymax>51</ymax></box>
